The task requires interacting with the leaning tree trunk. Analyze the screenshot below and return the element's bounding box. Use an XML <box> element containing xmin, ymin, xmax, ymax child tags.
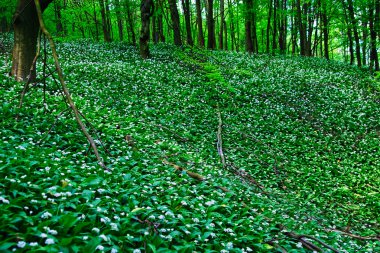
<box><xmin>11</xmin><ymin>0</ymin><xmax>53</xmax><ymax>82</ymax></box>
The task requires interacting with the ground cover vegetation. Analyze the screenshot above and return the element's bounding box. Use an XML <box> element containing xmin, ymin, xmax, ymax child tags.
<box><xmin>1</xmin><ymin>32</ymin><xmax>380</xmax><ymax>252</ymax></box>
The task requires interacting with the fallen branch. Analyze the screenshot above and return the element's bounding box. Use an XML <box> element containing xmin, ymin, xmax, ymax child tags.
<box><xmin>34</xmin><ymin>0</ymin><xmax>108</xmax><ymax>170</ymax></box>
<box><xmin>216</xmin><ymin>104</ymin><xmax>227</xmax><ymax>168</ymax></box>
<box><xmin>277</xmin><ymin>224</ymin><xmax>340</xmax><ymax>253</ymax></box>
<box><xmin>326</xmin><ymin>228</ymin><xmax>380</xmax><ymax>241</ymax></box>
<box><xmin>162</xmin><ymin>159</ymin><xmax>204</xmax><ymax>181</ymax></box>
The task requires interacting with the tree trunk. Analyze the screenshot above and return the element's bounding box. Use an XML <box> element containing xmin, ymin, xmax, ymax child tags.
<box><xmin>182</xmin><ymin>0</ymin><xmax>193</xmax><ymax>46</ymax></box>
<box><xmin>218</xmin><ymin>0</ymin><xmax>225</xmax><ymax>49</ymax></box>
<box><xmin>266</xmin><ymin>0</ymin><xmax>272</xmax><ymax>53</ymax></box>
<box><xmin>272</xmin><ymin>0</ymin><xmax>277</xmax><ymax>52</ymax></box>
<box><xmin>322</xmin><ymin>0</ymin><xmax>329</xmax><ymax>60</ymax></box>
<box><xmin>125</xmin><ymin>0</ymin><xmax>136</xmax><ymax>46</ymax></box>
<box><xmin>369</xmin><ymin>1</ymin><xmax>379</xmax><ymax>71</ymax></box>
<box><xmin>157</xmin><ymin>0</ymin><xmax>165</xmax><ymax>42</ymax></box>
<box><xmin>140</xmin><ymin>0</ymin><xmax>154</xmax><ymax>58</ymax></box>
<box><xmin>54</xmin><ymin>0</ymin><xmax>64</xmax><ymax>35</ymax></box>
<box><xmin>168</xmin><ymin>0</ymin><xmax>182</xmax><ymax>45</ymax></box>
<box><xmin>115</xmin><ymin>0</ymin><xmax>124</xmax><ymax>41</ymax></box>
<box><xmin>11</xmin><ymin>0</ymin><xmax>53</xmax><ymax>82</ymax></box>
<box><xmin>99</xmin><ymin>0</ymin><xmax>111</xmax><ymax>42</ymax></box>
<box><xmin>207</xmin><ymin>0</ymin><xmax>216</xmax><ymax>49</ymax></box>
<box><xmin>347</xmin><ymin>0</ymin><xmax>361</xmax><ymax>67</ymax></box>
<box><xmin>227</xmin><ymin>0</ymin><xmax>235</xmax><ymax>51</ymax></box>
<box><xmin>244</xmin><ymin>0</ymin><xmax>253</xmax><ymax>53</ymax></box>
<box><xmin>196</xmin><ymin>0</ymin><xmax>205</xmax><ymax>47</ymax></box>
<box><xmin>296</xmin><ymin>0</ymin><xmax>306</xmax><ymax>55</ymax></box>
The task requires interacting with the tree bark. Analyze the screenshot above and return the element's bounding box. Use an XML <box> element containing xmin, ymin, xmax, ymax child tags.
<box><xmin>207</xmin><ymin>0</ymin><xmax>215</xmax><ymax>49</ymax></box>
<box><xmin>168</xmin><ymin>0</ymin><xmax>182</xmax><ymax>45</ymax></box>
<box><xmin>182</xmin><ymin>0</ymin><xmax>193</xmax><ymax>46</ymax></box>
<box><xmin>369</xmin><ymin>1</ymin><xmax>379</xmax><ymax>71</ymax></box>
<box><xmin>115</xmin><ymin>0</ymin><xmax>124</xmax><ymax>41</ymax></box>
<box><xmin>99</xmin><ymin>0</ymin><xmax>111</xmax><ymax>42</ymax></box>
<box><xmin>140</xmin><ymin>0</ymin><xmax>154</xmax><ymax>58</ymax></box>
<box><xmin>347</xmin><ymin>0</ymin><xmax>361</xmax><ymax>67</ymax></box>
<box><xmin>125</xmin><ymin>0</ymin><xmax>137</xmax><ymax>46</ymax></box>
<box><xmin>195</xmin><ymin>0</ymin><xmax>205</xmax><ymax>47</ymax></box>
<box><xmin>322</xmin><ymin>0</ymin><xmax>329</xmax><ymax>60</ymax></box>
<box><xmin>218</xmin><ymin>0</ymin><xmax>225</xmax><ymax>49</ymax></box>
<box><xmin>245</xmin><ymin>0</ymin><xmax>253</xmax><ymax>53</ymax></box>
<box><xmin>11</xmin><ymin>0</ymin><xmax>53</xmax><ymax>82</ymax></box>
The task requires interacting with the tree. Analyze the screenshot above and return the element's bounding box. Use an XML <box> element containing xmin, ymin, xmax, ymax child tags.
<box><xmin>11</xmin><ymin>0</ymin><xmax>53</xmax><ymax>82</ymax></box>
<box><xmin>346</xmin><ymin>0</ymin><xmax>361</xmax><ymax>67</ymax></box>
<box><xmin>182</xmin><ymin>0</ymin><xmax>193</xmax><ymax>46</ymax></box>
<box><xmin>140</xmin><ymin>0</ymin><xmax>154</xmax><ymax>58</ymax></box>
<box><xmin>99</xmin><ymin>0</ymin><xmax>112</xmax><ymax>42</ymax></box>
<box><xmin>207</xmin><ymin>0</ymin><xmax>216</xmax><ymax>49</ymax></box>
<box><xmin>195</xmin><ymin>0</ymin><xmax>205</xmax><ymax>47</ymax></box>
<box><xmin>168</xmin><ymin>0</ymin><xmax>182</xmax><ymax>45</ymax></box>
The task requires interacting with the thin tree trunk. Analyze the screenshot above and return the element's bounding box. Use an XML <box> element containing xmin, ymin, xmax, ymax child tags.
<box><xmin>272</xmin><ymin>0</ymin><xmax>277</xmax><ymax>51</ymax></box>
<box><xmin>207</xmin><ymin>0</ymin><xmax>216</xmax><ymax>49</ymax></box>
<box><xmin>245</xmin><ymin>0</ymin><xmax>253</xmax><ymax>53</ymax></box>
<box><xmin>219</xmin><ymin>0</ymin><xmax>225</xmax><ymax>49</ymax></box>
<box><xmin>182</xmin><ymin>0</ymin><xmax>193</xmax><ymax>45</ymax></box>
<box><xmin>322</xmin><ymin>0</ymin><xmax>329</xmax><ymax>60</ymax></box>
<box><xmin>115</xmin><ymin>0</ymin><xmax>124</xmax><ymax>41</ymax></box>
<box><xmin>125</xmin><ymin>0</ymin><xmax>136</xmax><ymax>45</ymax></box>
<box><xmin>227</xmin><ymin>0</ymin><xmax>235</xmax><ymax>51</ymax></box>
<box><xmin>369</xmin><ymin>1</ymin><xmax>379</xmax><ymax>71</ymax></box>
<box><xmin>99</xmin><ymin>0</ymin><xmax>111</xmax><ymax>42</ymax></box>
<box><xmin>168</xmin><ymin>0</ymin><xmax>182</xmax><ymax>45</ymax></box>
<box><xmin>140</xmin><ymin>0</ymin><xmax>154</xmax><ymax>58</ymax></box>
<box><xmin>195</xmin><ymin>0</ymin><xmax>205</xmax><ymax>47</ymax></box>
<box><xmin>266</xmin><ymin>0</ymin><xmax>272</xmax><ymax>53</ymax></box>
<box><xmin>347</xmin><ymin>0</ymin><xmax>361</xmax><ymax>67</ymax></box>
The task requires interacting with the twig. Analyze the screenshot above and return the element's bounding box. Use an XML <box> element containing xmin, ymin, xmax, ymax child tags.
<box><xmin>326</xmin><ymin>228</ymin><xmax>380</xmax><ymax>241</ymax></box>
<box><xmin>34</xmin><ymin>0</ymin><xmax>108</xmax><ymax>171</ymax></box>
<box><xmin>162</xmin><ymin>159</ymin><xmax>204</xmax><ymax>181</ymax></box>
<box><xmin>77</xmin><ymin>110</ymin><xmax>111</xmax><ymax>156</ymax></box>
<box><xmin>37</xmin><ymin>107</ymin><xmax>71</xmax><ymax>144</ymax></box>
<box><xmin>278</xmin><ymin>224</ymin><xmax>340</xmax><ymax>253</ymax></box>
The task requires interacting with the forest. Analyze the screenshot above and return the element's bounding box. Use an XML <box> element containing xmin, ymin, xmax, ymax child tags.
<box><xmin>0</xmin><ymin>0</ymin><xmax>380</xmax><ymax>252</ymax></box>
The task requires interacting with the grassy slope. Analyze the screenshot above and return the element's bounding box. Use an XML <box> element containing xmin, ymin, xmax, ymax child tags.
<box><xmin>0</xmin><ymin>40</ymin><xmax>379</xmax><ymax>252</ymax></box>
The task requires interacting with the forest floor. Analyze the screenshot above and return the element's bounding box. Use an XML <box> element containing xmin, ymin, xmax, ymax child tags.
<box><xmin>0</xmin><ymin>39</ymin><xmax>380</xmax><ymax>252</ymax></box>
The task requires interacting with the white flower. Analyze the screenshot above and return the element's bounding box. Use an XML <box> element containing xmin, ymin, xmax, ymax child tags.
<box><xmin>48</xmin><ymin>229</ymin><xmax>58</xmax><ymax>235</ymax></box>
<box><xmin>111</xmin><ymin>249</ymin><xmax>118</xmax><ymax>253</ymax></box>
<box><xmin>210</xmin><ymin>233</ymin><xmax>216</xmax><ymax>238</ymax></box>
<box><xmin>192</xmin><ymin>218</ymin><xmax>199</xmax><ymax>223</ymax></box>
<box><xmin>110</xmin><ymin>223</ymin><xmax>119</xmax><ymax>231</ymax></box>
<box><xmin>99</xmin><ymin>234</ymin><xmax>108</xmax><ymax>241</ymax></box>
<box><xmin>205</xmin><ymin>200</ymin><xmax>216</xmax><ymax>206</ymax></box>
<box><xmin>0</xmin><ymin>197</ymin><xmax>10</xmax><ymax>204</ymax></box>
<box><xmin>83</xmin><ymin>236</ymin><xmax>88</xmax><ymax>240</ymax></box>
<box><xmin>158</xmin><ymin>215</ymin><xmax>165</xmax><ymax>220</ymax></box>
<box><xmin>96</xmin><ymin>245</ymin><xmax>104</xmax><ymax>251</ymax></box>
<box><xmin>17</xmin><ymin>241</ymin><xmax>26</xmax><ymax>248</ymax></box>
<box><xmin>45</xmin><ymin>238</ymin><xmax>55</xmax><ymax>245</ymax></box>
<box><xmin>92</xmin><ymin>228</ymin><xmax>100</xmax><ymax>234</ymax></box>
<box><xmin>296</xmin><ymin>242</ymin><xmax>303</xmax><ymax>248</ymax></box>
<box><xmin>133</xmin><ymin>249</ymin><xmax>141</xmax><ymax>253</ymax></box>
<box><xmin>30</xmin><ymin>242</ymin><xmax>38</xmax><ymax>247</ymax></box>
<box><xmin>41</xmin><ymin>211</ymin><xmax>52</xmax><ymax>219</ymax></box>
<box><xmin>40</xmin><ymin>233</ymin><xmax>47</xmax><ymax>238</ymax></box>
<box><xmin>226</xmin><ymin>242</ymin><xmax>233</xmax><ymax>249</ymax></box>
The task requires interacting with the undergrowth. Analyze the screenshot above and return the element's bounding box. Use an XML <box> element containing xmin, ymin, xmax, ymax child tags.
<box><xmin>0</xmin><ymin>40</ymin><xmax>379</xmax><ymax>252</ymax></box>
